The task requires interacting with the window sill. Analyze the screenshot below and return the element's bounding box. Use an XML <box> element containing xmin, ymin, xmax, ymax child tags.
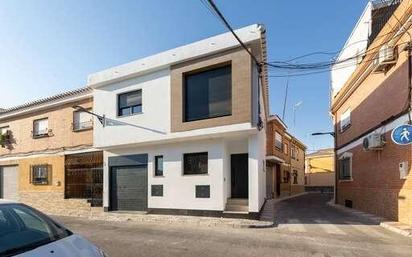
<box><xmin>117</xmin><ymin>112</ymin><xmax>143</xmax><ymax>118</ymax></box>
<box><xmin>73</xmin><ymin>127</ymin><xmax>93</xmax><ymax>132</ymax></box>
<box><xmin>182</xmin><ymin>173</ymin><xmax>209</xmax><ymax>176</ymax></box>
<box><xmin>32</xmin><ymin>134</ymin><xmax>50</xmax><ymax>139</ymax></box>
<box><xmin>153</xmin><ymin>175</ymin><xmax>165</xmax><ymax>178</ymax></box>
<box><xmin>338</xmin><ymin>178</ymin><xmax>353</xmax><ymax>182</ymax></box>
<box><xmin>183</xmin><ymin>113</ymin><xmax>232</xmax><ymax>123</ymax></box>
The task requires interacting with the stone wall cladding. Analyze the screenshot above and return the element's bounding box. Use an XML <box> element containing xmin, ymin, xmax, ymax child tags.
<box><xmin>19</xmin><ymin>191</ymin><xmax>99</xmax><ymax>217</ymax></box>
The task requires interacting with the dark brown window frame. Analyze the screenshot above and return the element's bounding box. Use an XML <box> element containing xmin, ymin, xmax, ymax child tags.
<box><xmin>183</xmin><ymin>63</ymin><xmax>232</xmax><ymax>122</ymax></box>
<box><xmin>154</xmin><ymin>155</ymin><xmax>164</xmax><ymax>177</ymax></box>
<box><xmin>31</xmin><ymin>164</ymin><xmax>51</xmax><ymax>185</ymax></box>
<box><xmin>183</xmin><ymin>152</ymin><xmax>208</xmax><ymax>175</ymax></box>
<box><xmin>32</xmin><ymin>118</ymin><xmax>50</xmax><ymax>139</ymax></box>
<box><xmin>117</xmin><ymin>90</ymin><xmax>143</xmax><ymax>117</ymax></box>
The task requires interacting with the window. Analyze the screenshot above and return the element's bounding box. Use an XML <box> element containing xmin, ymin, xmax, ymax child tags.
<box><xmin>283</xmin><ymin>143</ymin><xmax>288</xmax><ymax>155</ymax></box>
<box><xmin>0</xmin><ymin>126</ymin><xmax>9</xmax><ymax>135</ymax></box>
<box><xmin>291</xmin><ymin>146</ymin><xmax>296</xmax><ymax>159</ymax></box>
<box><xmin>73</xmin><ymin>109</ymin><xmax>93</xmax><ymax>131</ymax></box>
<box><xmin>31</xmin><ymin>165</ymin><xmax>50</xmax><ymax>185</ymax></box>
<box><xmin>275</xmin><ymin>132</ymin><xmax>283</xmax><ymax>150</ymax></box>
<box><xmin>338</xmin><ymin>153</ymin><xmax>352</xmax><ymax>181</ymax></box>
<box><xmin>293</xmin><ymin>170</ymin><xmax>298</xmax><ymax>184</ymax></box>
<box><xmin>154</xmin><ymin>155</ymin><xmax>163</xmax><ymax>176</ymax></box>
<box><xmin>340</xmin><ymin>108</ymin><xmax>351</xmax><ymax>132</ymax></box>
<box><xmin>118</xmin><ymin>90</ymin><xmax>142</xmax><ymax>117</ymax></box>
<box><xmin>184</xmin><ymin>65</ymin><xmax>231</xmax><ymax>122</ymax></box>
<box><xmin>283</xmin><ymin>170</ymin><xmax>290</xmax><ymax>183</ymax></box>
<box><xmin>33</xmin><ymin>118</ymin><xmax>48</xmax><ymax>138</ymax></box>
<box><xmin>183</xmin><ymin>152</ymin><xmax>208</xmax><ymax>175</ymax></box>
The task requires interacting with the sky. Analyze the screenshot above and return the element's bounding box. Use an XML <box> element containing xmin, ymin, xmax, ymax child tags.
<box><xmin>0</xmin><ymin>0</ymin><xmax>369</xmax><ymax>151</ymax></box>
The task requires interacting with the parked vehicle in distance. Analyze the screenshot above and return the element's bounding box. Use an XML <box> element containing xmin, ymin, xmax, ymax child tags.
<box><xmin>0</xmin><ymin>200</ymin><xmax>108</xmax><ymax>257</ymax></box>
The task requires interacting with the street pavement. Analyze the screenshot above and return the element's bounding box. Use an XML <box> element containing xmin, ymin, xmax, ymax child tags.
<box><xmin>55</xmin><ymin>193</ymin><xmax>412</xmax><ymax>257</ymax></box>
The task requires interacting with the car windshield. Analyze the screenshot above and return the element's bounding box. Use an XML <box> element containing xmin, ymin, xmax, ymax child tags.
<box><xmin>0</xmin><ymin>203</ymin><xmax>72</xmax><ymax>257</ymax></box>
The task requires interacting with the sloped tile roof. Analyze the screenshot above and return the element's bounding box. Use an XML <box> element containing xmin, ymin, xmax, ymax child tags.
<box><xmin>0</xmin><ymin>86</ymin><xmax>92</xmax><ymax>117</ymax></box>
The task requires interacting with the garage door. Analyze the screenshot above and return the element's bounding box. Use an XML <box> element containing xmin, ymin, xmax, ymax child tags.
<box><xmin>0</xmin><ymin>166</ymin><xmax>19</xmax><ymax>200</ymax></box>
<box><xmin>110</xmin><ymin>166</ymin><xmax>147</xmax><ymax>211</ymax></box>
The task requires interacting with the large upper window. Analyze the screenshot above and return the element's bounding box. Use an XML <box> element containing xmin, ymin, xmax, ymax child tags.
<box><xmin>32</xmin><ymin>118</ymin><xmax>48</xmax><ymax>138</ymax></box>
<box><xmin>183</xmin><ymin>152</ymin><xmax>208</xmax><ymax>175</ymax></box>
<box><xmin>184</xmin><ymin>65</ymin><xmax>232</xmax><ymax>122</ymax></box>
<box><xmin>0</xmin><ymin>126</ymin><xmax>9</xmax><ymax>135</ymax></box>
<box><xmin>118</xmin><ymin>90</ymin><xmax>142</xmax><ymax>117</ymax></box>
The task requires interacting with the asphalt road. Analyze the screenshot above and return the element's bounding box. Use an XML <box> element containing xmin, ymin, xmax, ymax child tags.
<box><xmin>55</xmin><ymin>193</ymin><xmax>412</xmax><ymax>257</ymax></box>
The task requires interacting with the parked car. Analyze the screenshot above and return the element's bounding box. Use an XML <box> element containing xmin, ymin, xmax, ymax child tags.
<box><xmin>0</xmin><ymin>200</ymin><xmax>108</xmax><ymax>257</ymax></box>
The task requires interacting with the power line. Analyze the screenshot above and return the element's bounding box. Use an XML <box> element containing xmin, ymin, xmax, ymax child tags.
<box><xmin>203</xmin><ymin>0</ymin><xmax>262</xmax><ymax>68</ymax></box>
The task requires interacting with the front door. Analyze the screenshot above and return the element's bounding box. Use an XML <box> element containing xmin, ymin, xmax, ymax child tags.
<box><xmin>0</xmin><ymin>166</ymin><xmax>19</xmax><ymax>200</ymax></box>
<box><xmin>275</xmin><ymin>164</ymin><xmax>281</xmax><ymax>197</ymax></box>
<box><xmin>110</xmin><ymin>166</ymin><xmax>147</xmax><ymax>211</ymax></box>
<box><xmin>231</xmin><ymin>154</ymin><xmax>248</xmax><ymax>198</ymax></box>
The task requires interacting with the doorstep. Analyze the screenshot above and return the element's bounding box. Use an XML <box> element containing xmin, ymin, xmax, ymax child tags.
<box><xmin>327</xmin><ymin>201</ymin><xmax>412</xmax><ymax>238</ymax></box>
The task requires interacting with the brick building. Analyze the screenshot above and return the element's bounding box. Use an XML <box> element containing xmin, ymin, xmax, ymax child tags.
<box><xmin>331</xmin><ymin>0</ymin><xmax>412</xmax><ymax>225</ymax></box>
<box><xmin>266</xmin><ymin>115</ymin><xmax>306</xmax><ymax>198</ymax></box>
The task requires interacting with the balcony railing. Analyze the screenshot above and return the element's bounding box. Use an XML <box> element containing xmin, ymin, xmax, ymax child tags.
<box><xmin>72</xmin><ymin>121</ymin><xmax>93</xmax><ymax>132</ymax></box>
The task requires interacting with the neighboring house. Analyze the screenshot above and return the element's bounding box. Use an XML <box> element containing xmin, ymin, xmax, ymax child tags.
<box><xmin>266</xmin><ymin>115</ymin><xmax>306</xmax><ymax>198</ymax></box>
<box><xmin>331</xmin><ymin>0</ymin><xmax>412</xmax><ymax>225</ymax></box>
<box><xmin>305</xmin><ymin>148</ymin><xmax>335</xmax><ymax>192</ymax></box>
<box><xmin>88</xmin><ymin>24</ymin><xmax>269</xmax><ymax>218</ymax></box>
<box><xmin>0</xmin><ymin>87</ymin><xmax>103</xmax><ymax>216</ymax></box>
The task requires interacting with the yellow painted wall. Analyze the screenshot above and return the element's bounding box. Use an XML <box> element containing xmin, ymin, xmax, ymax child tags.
<box><xmin>18</xmin><ymin>155</ymin><xmax>65</xmax><ymax>193</ymax></box>
<box><xmin>306</xmin><ymin>155</ymin><xmax>335</xmax><ymax>187</ymax></box>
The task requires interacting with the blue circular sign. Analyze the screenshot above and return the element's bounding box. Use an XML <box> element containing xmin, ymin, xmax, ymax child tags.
<box><xmin>391</xmin><ymin>124</ymin><xmax>412</xmax><ymax>145</ymax></box>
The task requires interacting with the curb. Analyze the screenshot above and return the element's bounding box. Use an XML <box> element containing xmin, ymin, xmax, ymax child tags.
<box><xmin>327</xmin><ymin>201</ymin><xmax>412</xmax><ymax>238</ymax></box>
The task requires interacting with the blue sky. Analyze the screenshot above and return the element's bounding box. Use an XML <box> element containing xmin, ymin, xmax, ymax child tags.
<box><xmin>0</xmin><ymin>0</ymin><xmax>369</xmax><ymax>151</ymax></box>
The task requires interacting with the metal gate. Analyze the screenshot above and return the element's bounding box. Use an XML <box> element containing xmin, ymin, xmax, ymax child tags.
<box><xmin>65</xmin><ymin>152</ymin><xmax>103</xmax><ymax>207</ymax></box>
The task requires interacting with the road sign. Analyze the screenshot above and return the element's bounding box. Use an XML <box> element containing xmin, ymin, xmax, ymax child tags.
<box><xmin>391</xmin><ymin>124</ymin><xmax>412</xmax><ymax>145</ymax></box>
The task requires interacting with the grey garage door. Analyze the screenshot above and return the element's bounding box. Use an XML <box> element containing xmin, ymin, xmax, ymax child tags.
<box><xmin>110</xmin><ymin>166</ymin><xmax>147</xmax><ymax>211</ymax></box>
<box><xmin>0</xmin><ymin>166</ymin><xmax>19</xmax><ymax>200</ymax></box>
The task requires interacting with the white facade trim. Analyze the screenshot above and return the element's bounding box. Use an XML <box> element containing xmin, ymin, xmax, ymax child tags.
<box><xmin>337</xmin><ymin>112</ymin><xmax>411</xmax><ymax>154</ymax></box>
<box><xmin>88</xmin><ymin>24</ymin><xmax>263</xmax><ymax>88</ymax></box>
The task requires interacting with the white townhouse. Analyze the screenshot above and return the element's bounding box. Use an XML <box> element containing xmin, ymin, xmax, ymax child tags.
<box><xmin>88</xmin><ymin>24</ymin><xmax>269</xmax><ymax>218</ymax></box>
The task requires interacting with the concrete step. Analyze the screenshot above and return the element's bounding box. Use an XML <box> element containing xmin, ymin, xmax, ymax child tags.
<box><xmin>226</xmin><ymin>198</ymin><xmax>248</xmax><ymax>205</ymax></box>
<box><xmin>225</xmin><ymin>204</ymin><xmax>249</xmax><ymax>212</ymax></box>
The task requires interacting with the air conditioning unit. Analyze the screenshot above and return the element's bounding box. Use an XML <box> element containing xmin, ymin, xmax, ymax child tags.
<box><xmin>374</xmin><ymin>45</ymin><xmax>397</xmax><ymax>72</ymax></box>
<box><xmin>363</xmin><ymin>133</ymin><xmax>385</xmax><ymax>150</ymax></box>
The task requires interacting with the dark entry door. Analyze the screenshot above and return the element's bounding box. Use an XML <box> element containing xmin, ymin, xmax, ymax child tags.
<box><xmin>275</xmin><ymin>164</ymin><xmax>281</xmax><ymax>197</ymax></box>
<box><xmin>231</xmin><ymin>154</ymin><xmax>248</xmax><ymax>198</ymax></box>
<box><xmin>110</xmin><ymin>166</ymin><xmax>147</xmax><ymax>211</ymax></box>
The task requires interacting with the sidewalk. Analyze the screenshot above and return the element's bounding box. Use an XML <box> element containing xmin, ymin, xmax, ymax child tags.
<box><xmin>327</xmin><ymin>201</ymin><xmax>412</xmax><ymax>237</ymax></box>
<box><xmin>54</xmin><ymin>210</ymin><xmax>273</xmax><ymax>229</ymax></box>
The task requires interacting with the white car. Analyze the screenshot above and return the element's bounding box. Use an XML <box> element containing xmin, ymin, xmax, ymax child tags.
<box><xmin>0</xmin><ymin>199</ymin><xmax>108</xmax><ymax>257</ymax></box>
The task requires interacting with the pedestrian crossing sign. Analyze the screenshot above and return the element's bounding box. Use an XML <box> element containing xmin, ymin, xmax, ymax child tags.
<box><xmin>391</xmin><ymin>124</ymin><xmax>412</xmax><ymax>145</ymax></box>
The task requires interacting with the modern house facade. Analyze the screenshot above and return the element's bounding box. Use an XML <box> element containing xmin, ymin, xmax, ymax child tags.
<box><xmin>88</xmin><ymin>24</ymin><xmax>269</xmax><ymax>218</ymax></box>
<box><xmin>0</xmin><ymin>88</ymin><xmax>104</xmax><ymax>216</ymax></box>
<box><xmin>266</xmin><ymin>115</ymin><xmax>306</xmax><ymax>198</ymax></box>
<box><xmin>305</xmin><ymin>148</ymin><xmax>335</xmax><ymax>192</ymax></box>
<box><xmin>331</xmin><ymin>0</ymin><xmax>412</xmax><ymax>225</ymax></box>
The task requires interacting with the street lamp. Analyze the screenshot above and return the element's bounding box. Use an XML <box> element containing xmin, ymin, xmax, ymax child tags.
<box><xmin>293</xmin><ymin>101</ymin><xmax>303</xmax><ymax>128</ymax></box>
<box><xmin>311</xmin><ymin>132</ymin><xmax>335</xmax><ymax>137</ymax></box>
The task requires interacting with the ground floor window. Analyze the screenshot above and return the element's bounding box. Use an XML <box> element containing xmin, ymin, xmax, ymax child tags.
<box><xmin>338</xmin><ymin>153</ymin><xmax>352</xmax><ymax>181</ymax></box>
<box><xmin>292</xmin><ymin>170</ymin><xmax>298</xmax><ymax>184</ymax></box>
<box><xmin>31</xmin><ymin>165</ymin><xmax>50</xmax><ymax>185</ymax></box>
<box><xmin>183</xmin><ymin>152</ymin><xmax>208</xmax><ymax>175</ymax></box>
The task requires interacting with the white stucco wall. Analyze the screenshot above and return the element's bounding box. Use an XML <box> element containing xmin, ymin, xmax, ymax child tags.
<box><xmin>103</xmin><ymin>138</ymin><xmax>255</xmax><ymax>211</ymax></box>
<box><xmin>331</xmin><ymin>2</ymin><xmax>372</xmax><ymax>97</ymax></box>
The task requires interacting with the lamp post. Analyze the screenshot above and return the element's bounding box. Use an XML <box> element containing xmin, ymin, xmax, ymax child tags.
<box><xmin>293</xmin><ymin>101</ymin><xmax>303</xmax><ymax>128</ymax></box>
<box><xmin>311</xmin><ymin>132</ymin><xmax>335</xmax><ymax>137</ymax></box>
